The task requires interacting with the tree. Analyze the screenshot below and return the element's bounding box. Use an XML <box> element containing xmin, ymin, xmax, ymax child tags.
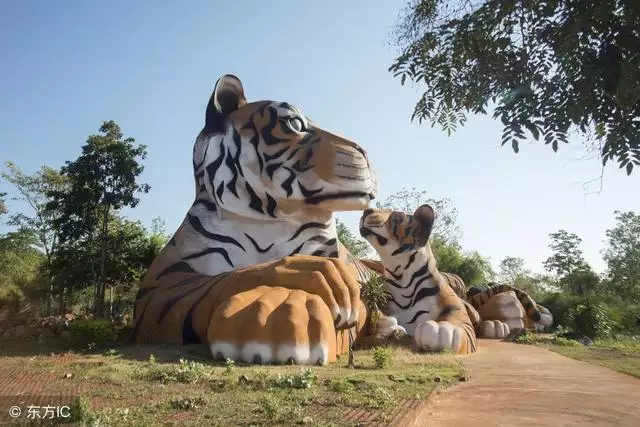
<box><xmin>456</xmin><ymin>250</ymin><xmax>495</xmax><ymax>286</ymax></box>
<box><xmin>375</xmin><ymin>187</ymin><xmax>461</xmax><ymax>243</ymax></box>
<box><xmin>1</xmin><ymin>161</ymin><xmax>67</xmax><ymax>313</ymax></box>
<box><xmin>499</xmin><ymin>256</ymin><xmax>557</xmax><ymax>298</ymax></box>
<box><xmin>562</xmin><ymin>268</ymin><xmax>602</xmax><ymax>297</ymax></box>
<box><xmin>47</xmin><ymin>121</ymin><xmax>150</xmax><ymax>317</ymax></box>
<box><xmin>543</xmin><ymin>230</ymin><xmax>589</xmax><ymax>279</ymax></box>
<box><xmin>336</xmin><ymin>219</ymin><xmax>371</xmax><ymax>258</ymax></box>
<box><xmin>0</xmin><ymin>191</ymin><xmax>6</xmax><ymax>216</ymax></box>
<box><xmin>0</xmin><ymin>229</ymin><xmax>43</xmax><ymax>305</ymax></box>
<box><xmin>429</xmin><ymin>237</ymin><xmax>493</xmax><ymax>285</ymax></box>
<box><xmin>499</xmin><ymin>256</ymin><xmax>528</xmax><ymax>283</ymax></box>
<box><xmin>390</xmin><ymin>0</ymin><xmax>640</xmax><ymax>174</ymax></box>
<box><xmin>603</xmin><ymin>211</ymin><xmax>640</xmax><ymax>303</ymax></box>
<box><xmin>50</xmin><ymin>215</ymin><xmax>162</xmax><ymax>315</ymax></box>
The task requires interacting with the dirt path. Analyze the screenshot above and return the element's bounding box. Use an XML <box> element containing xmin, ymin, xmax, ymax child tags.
<box><xmin>411</xmin><ymin>340</ymin><xmax>640</xmax><ymax>427</ymax></box>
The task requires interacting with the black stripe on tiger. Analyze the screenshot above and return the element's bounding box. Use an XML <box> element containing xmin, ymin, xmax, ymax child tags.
<box><xmin>288</xmin><ymin>222</ymin><xmax>331</xmax><ymax>241</ymax></box>
<box><xmin>245</xmin><ymin>233</ymin><xmax>274</xmax><ymax>253</ymax></box>
<box><xmin>386</xmin><ymin>263</ymin><xmax>431</xmax><ymax>290</ymax></box>
<box><xmin>182</xmin><ymin>247</ymin><xmax>233</xmax><ymax>267</ymax></box>
<box><xmin>387</xmin><ymin>285</ymin><xmax>440</xmax><ymax>309</ymax></box>
<box><xmin>186</xmin><ymin>214</ymin><xmax>245</xmax><ymax>251</ymax></box>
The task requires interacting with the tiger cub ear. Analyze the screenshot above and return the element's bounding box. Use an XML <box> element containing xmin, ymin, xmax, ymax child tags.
<box><xmin>205</xmin><ymin>74</ymin><xmax>247</xmax><ymax>133</ymax></box>
<box><xmin>413</xmin><ymin>204</ymin><xmax>435</xmax><ymax>246</ymax></box>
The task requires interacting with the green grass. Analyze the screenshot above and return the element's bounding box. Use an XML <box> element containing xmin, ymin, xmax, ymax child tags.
<box><xmin>0</xmin><ymin>342</ymin><xmax>464</xmax><ymax>426</ymax></box>
<box><xmin>516</xmin><ymin>332</ymin><xmax>640</xmax><ymax>379</ymax></box>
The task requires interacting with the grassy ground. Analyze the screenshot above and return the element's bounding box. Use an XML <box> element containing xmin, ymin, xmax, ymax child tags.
<box><xmin>0</xmin><ymin>340</ymin><xmax>465</xmax><ymax>426</ymax></box>
<box><xmin>516</xmin><ymin>333</ymin><xmax>640</xmax><ymax>379</ymax></box>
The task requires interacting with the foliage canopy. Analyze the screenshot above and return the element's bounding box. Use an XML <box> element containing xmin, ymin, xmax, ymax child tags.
<box><xmin>390</xmin><ymin>0</ymin><xmax>640</xmax><ymax>174</ymax></box>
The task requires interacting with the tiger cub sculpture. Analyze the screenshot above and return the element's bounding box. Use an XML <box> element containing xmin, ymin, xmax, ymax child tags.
<box><xmin>358</xmin><ymin>205</ymin><xmax>510</xmax><ymax>354</ymax></box>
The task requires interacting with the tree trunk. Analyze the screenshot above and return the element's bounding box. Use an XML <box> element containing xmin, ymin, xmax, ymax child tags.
<box><xmin>95</xmin><ymin>203</ymin><xmax>110</xmax><ymax>318</ymax></box>
<box><xmin>58</xmin><ymin>286</ymin><xmax>65</xmax><ymax>315</ymax></box>
<box><xmin>347</xmin><ymin>329</ymin><xmax>355</xmax><ymax>368</ymax></box>
<box><xmin>109</xmin><ymin>284</ymin><xmax>113</xmax><ymax>320</ymax></box>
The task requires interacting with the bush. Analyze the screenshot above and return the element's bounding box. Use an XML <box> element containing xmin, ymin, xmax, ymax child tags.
<box><xmin>607</xmin><ymin>304</ymin><xmax>640</xmax><ymax>335</ymax></box>
<box><xmin>515</xmin><ymin>331</ymin><xmax>540</xmax><ymax>345</ymax></box>
<box><xmin>539</xmin><ymin>292</ymin><xmax>580</xmax><ymax>330</ymax></box>
<box><xmin>68</xmin><ymin>318</ymin><xmax>119</xmax><ymax>345</ymax></box>
<box><xmin>372</xmin><ymin>347</ymin><xmax>392</xmax><ymax>369</ymax></box>
<box><xmin>553</xmin><ymin>337</ymin><xmax>581</xmax><ymax>347</ymax></box>
<box><xmin>67</xmin><ymin>396</ymin><xmax>97</xmax><ymax>424</ymax></box>
<box><xmin>139</xmin><ymin>358</ymin><xmax>210</xmax><ymax>384</ymax></box>
<box><xmin>272</xmin><ymin>369</ymin><xmax>317</xmax><ymax>389</ymax></box>
<box><xmin>170</xmin><ymin>396</ymin><xmax>207</xmax><ymax>411</ymax></box>
<box><xmin>361</xmin><ymin>274</ymin><xmax>389</xmax><ymax>313</ymax></box>
<box><xmin>568</xmin><ymin>301</ymin><xmax>612</xmax><ymax>339</ymax></box>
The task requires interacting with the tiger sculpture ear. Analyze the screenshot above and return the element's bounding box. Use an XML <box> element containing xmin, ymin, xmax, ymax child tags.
<box><xmin>204</xmin><ymin>74</ymin><xmax>247</xmax><ymax>133</ymax></box>
<box><xmin>413</xmin><ymin>204</ymin><xmax>435</xmax><ymax>246</ymax></box>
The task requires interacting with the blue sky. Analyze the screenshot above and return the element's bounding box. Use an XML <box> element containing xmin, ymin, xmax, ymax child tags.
<box><xmin>1</xmin><ymin>0</ymin><xmax>638</xmax><ymax>275</ymax></box>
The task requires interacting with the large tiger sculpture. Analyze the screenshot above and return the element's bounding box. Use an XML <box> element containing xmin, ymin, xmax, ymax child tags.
<box><xmin>358</xmin><ymin>204</ymin><xmax>489</xmax><ymax>354</ymax></box>
<box><xmin>133</xmin><ymin>74</ymin><xmax>378</xmax><ymax>365</ymax></box>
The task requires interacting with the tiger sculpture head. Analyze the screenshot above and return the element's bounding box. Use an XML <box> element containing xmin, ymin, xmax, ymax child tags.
<box><xmin>192</xmin><ymin>74</ymin><xmax>377</xmax><ymax>221</ymax></box>
<box><xmin>359</xmin><ymin>204</ymin><xmax>436</xmax><ymax>263</ymax></box>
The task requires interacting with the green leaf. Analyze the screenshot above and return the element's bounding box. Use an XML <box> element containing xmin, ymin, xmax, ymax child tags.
<box><xmin>524</xmin><ymin>122</ymin><xmax>540</xmax><ymax>141</ymax></box>
<box><xmin>511</xmin><ymin>139</ymin><xmax>519</xmax><ymax>153</ymax></box>
<box><xmin>626</xmin><ymin>162</ymin><xmax>633</xmax><ymax>175</ymax></box>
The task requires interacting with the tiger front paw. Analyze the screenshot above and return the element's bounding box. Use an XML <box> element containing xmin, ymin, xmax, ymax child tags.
<box><xmin>479</xmin><ymin>320</ymin><xmax>510</xmax><ymax>339</ymax></box>
<box><xmin>216</xmin><ymin>255</ymin><xmax>361</xmax><ymax>329</ymax></box>
<box><xmin>208</xmin><ymin>286</ymin><xmax>338</xmax><ymax>365</ymax></box>
<box><xmin>414</xmin><ymin>320</ymin><xmax>464</xmax><ymax>353</ymax></box>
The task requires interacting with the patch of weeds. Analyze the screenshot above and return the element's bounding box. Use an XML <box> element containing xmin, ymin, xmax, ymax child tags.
<box><xmin>170</xmin><ymin>396</ymin><xmax>207</xmax><ymax>411</ymax></box>
<box><xmin>138</xmin><ymin>358</ymin><xmax>210</xmax><ymax>384</ymax></box>
<box><xmin>372</xmin><ymin>346</ymin><xmax>392</xmax><ymax>369</ymax></box>
<box><xmin>255</xmin><ymin>395</ymin><xmax>302</xmax><ymax>423</ymax></box>
<box><xmin>90</xmin><ymin>407</ymin><xmax>134</xmax><ymax>425</ymax></box>
<box><xmin>328</xmin><ymin>378</ymin><xmax>356</xmax><ymax>393</ymax></box>
<box><xmin>66</xmin><ymin>396</ymin><xmax>98</xmax><ymax>424</ymax></box>
<box><xmin>247</xmin><ymin>368</ymin><xmax>270</xmax><ymax>390</ymax></box>
<box><xmin>553</xmin><ymin>336</ymin><xmax>581</xmax><ymax>346</ymax></box>
<box><xmin>210</xmin><ymin>377</ymin><xmax>236</xmax><ymax>392</ymax></box>
<box><xmin>83</xmin><ymin>342</ymin><xmax>97</xmax><ymax>353</ymax></box>
<box><xmin>594</xmin><ymin>337</ymin><xmax>640</xmax><ymax>352</ymax></box>
<box><xmin>515</xmin><ymin>331</ymin><xmax>540</xmax><ymax>345</ymax></box>
<box><xmin>224</xmin><ymin>357</ymin><xmax>235</xmax><ymax>374</ymax></box>
<box><xmin>103</xmin><ymin>348</ymin><xmax>120</xmax><ymax>357</ymax></box>
<box><xmin>363</xmin><ymin>385</ymin><xmax>392</xmax><ymax>408</ymax></box>
<box><xmin>272</xmin><ymin>368</ymin><xmax>317</xmax><ymax>389</ymax></box>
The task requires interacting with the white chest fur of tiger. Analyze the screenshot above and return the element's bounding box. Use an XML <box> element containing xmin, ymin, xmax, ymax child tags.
<box><xmin>133</xmin><ymin>74</ymin><xmax>378</xmax><ymax>366</ymax></box>
<box><xmin>359</xmin><ymin>205</ymin><xmax>513</xmax><ymax>355</ymax></box>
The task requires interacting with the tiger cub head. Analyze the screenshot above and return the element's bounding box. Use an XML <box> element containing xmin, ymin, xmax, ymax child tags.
<box><xmin>359</xmin><ymin>204</ymin><xmax>435</xmax><ymax>263</ymax></box>
<box><xmin>192</xmin><ymin>74</ymin><xmax>377</xmax><ymax>219</ymax></box>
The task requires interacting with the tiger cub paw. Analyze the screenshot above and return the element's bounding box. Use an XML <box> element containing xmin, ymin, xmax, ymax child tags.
<box><xmin>374</xmin><ymin>315</ymin><xmax>407</xmax><ymax>339</ymax></box>
<box><xmin>414</xmin><ymin>320</ymin><xmax>463</xmax><ymax>353</ymax></box>
<box><xmin>208</xmin><ymin>286</ymin><xmax>337</xmax><ymax>365</ymax></box>
<box><xmin>479</xmin><ymin>320</ymin><xmax>510</xmax><ymax>339</ymax></box>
